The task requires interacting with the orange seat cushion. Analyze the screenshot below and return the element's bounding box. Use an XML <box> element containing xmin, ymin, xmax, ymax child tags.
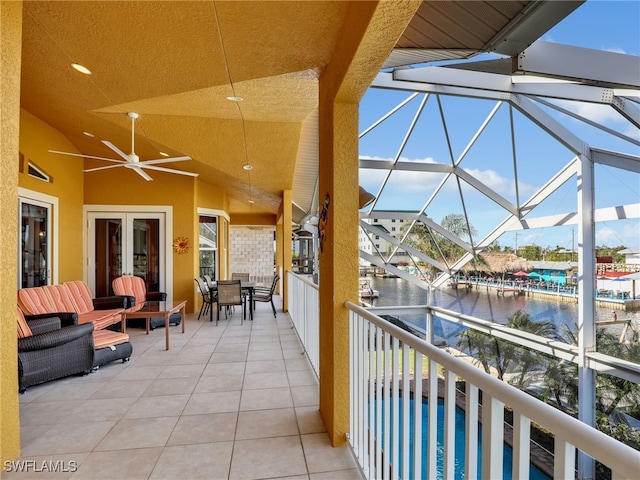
<box><xmin>17</xmin><ymin>307</ymin><xmax>33</xmax><ymax>339</ymax></box>
<box><xmin>93</xmin><ymin>329</ymin><xmax>130</xmax><ymax>349</ymax></box>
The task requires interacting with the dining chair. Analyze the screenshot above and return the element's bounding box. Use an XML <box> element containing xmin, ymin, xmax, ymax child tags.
<box><xmin>231</xmin><ymin>273</ymin><xmax>250</xmax><ymax>306</ymax></box>
<box><xmin>194</xmin><ymin>277</ymin><xmax>215</xmax><ymax>321</ymax></box>
<box><xmin>216</xmin><ymin>280</ymin><xmax>244</xmax><ymax>325</ymax></box>
<box><xmin>253</xmin><ymin>275</ymin><xmax>280</xmax><ymax>318</ymax></box>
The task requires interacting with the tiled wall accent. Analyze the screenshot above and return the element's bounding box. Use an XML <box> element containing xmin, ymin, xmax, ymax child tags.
<box><xmin>230</xmin><ymin>226</ymin><xmax>276</xmax><ymax>285</ymax></box>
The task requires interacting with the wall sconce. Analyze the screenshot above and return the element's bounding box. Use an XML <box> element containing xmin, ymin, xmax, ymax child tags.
<box><xmin>358</xmin><ymin>186</ymin><xmax>376</xmax><ymax>209</ymax></box>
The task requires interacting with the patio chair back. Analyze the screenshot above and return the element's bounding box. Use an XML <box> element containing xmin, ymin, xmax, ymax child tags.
<box><xmin>217</xmin><ymin>280</ymin><xmax>244</xmax><ymax>325</ymax></box>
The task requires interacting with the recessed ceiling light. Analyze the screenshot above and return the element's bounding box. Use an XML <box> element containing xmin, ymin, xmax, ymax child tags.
<box><xmin>71</xmin><ymin>63</ymin><xmax>92</xmax><ymax>75</ymax></box>
<box><xmin>82</xmin><ymin>131</ymin><xmax>95</xmax><ymax>137</ymax></box>
<box><xmin>248</xmin><ymin>200</ymin><xmax>255</xmax><ymax>204</ymax></box>
<box><xmin>159</xmin><ymin>152</ymin><xmax>170</xmax><ymax>157</ymax></box>
<box><xmin>243</xmin><ymin>164</ymin><xmax>253</xmax><ymax>171</ymax></box>
<box><xmin>227</xmin><ymin>96</ymin><xmax>244</xmax><ymax>102</ymax></box>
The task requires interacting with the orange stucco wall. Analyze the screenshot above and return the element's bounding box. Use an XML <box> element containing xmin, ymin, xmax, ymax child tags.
<box><xmin>18</xmin><ymin>110</ymin><xmax>85</xmax><ymax>282</ymax></box>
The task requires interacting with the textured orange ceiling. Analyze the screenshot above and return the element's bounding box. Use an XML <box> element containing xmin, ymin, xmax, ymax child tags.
<box><xmin>20</xmin><ymin>1</ymin><xmax>350</xmax><ymax>217</ymax></box>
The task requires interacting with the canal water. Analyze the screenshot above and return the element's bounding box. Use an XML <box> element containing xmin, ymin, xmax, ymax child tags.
<box><xmin>366</xmin><ymin>276</ymin><xmax>639</xmax><ymax>346</ymax></box>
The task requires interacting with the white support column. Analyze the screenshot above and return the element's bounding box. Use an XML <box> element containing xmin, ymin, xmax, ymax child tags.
<box><xmin>577</xmin><ymin>149</ymin><xmax>596</xmax><ymax>480</ymax></box>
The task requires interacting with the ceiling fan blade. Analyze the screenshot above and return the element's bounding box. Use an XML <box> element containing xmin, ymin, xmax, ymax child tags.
<box><xmin>84</xmin><ymin>164</ymin><xmax>127</xmax><ymax>173</ymax></box>
<box><xmin>102</xmin><ymin>140</ymin><xmax>131</xmax><ymax>162</ymax></box>
<box><xmin>132</xmin><ymin>166</ymin><xmax>154</xmax><ymax>181</ymax></box>
<box><xmin>138</xmin><ymin>156</ymin><xmax>192</xmax><ymax>166</ymax></box>
<box><xmin>49</xmin><ymin>150</ymin><xmax>125</xmax><ymax>164</ymax></box>
<box><xmin>141</xmin><ymin>165</ymin><xmax>199</xmax><ymax>177</ymax></box>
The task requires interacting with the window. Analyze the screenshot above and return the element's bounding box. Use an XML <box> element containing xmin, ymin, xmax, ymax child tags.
<box><xmin>392</xmin><ymin>227</ymin><xmax>396</xmax><ymax>231</ymax></box>
<box><xmin>373</xmin><ymin>219</ymin><xmax>379</xmax><ymax>223</ymax></box>
<box><xmin>375</xmin><ymin>235</ymin><xmax>379</xmax><ymax>240</ymax></box>
<box><xmin>392</xmin><ymin>219</ymin><xmax>396</xmax><ymax>223</ymax></box>
<box><xmin>199</xmin><ymin>216</ymin><xmax>217</xmax><ymax>279</ymax></box>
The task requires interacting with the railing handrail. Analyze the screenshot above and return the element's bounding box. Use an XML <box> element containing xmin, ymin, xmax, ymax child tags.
<box><xmin>346</xmin><ymin>301</ymin><xmax>640</xmax><ymax>479</ymax></box>
<box><xmin>368</xmin><ymin>303</ymin><xmax>640</xmax><ymax>383</ymax></box>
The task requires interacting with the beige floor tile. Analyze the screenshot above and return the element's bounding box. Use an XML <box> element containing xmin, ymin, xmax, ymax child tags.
<box><xmin>157</xmin><ymin>363</ymin><xmax>206</xmax><ymax>379</ymax></box>
<box><xmin>291</xmin><ymin>385</ymin><xmax>319</xmax><ymax>407</ymax></box>
<box><xmin>235</xmin><ymin>408</ymin><xmax>299</xmax><ymax>440</ymax></box>
<box><xmin>167</xmin><ymin>412</ymin><xmax>237</xmax><ymax>445</ymax></box>
<box><xmin>29</xmin><ymin>382</ymin><xmax>102</xmax><ymax>403</ymax></box>
<box><xmin>246</xmin><ymin>349</ymin><xmax>284</xmax><ymax>362</ymax></box>
<box><xmin>310</xmin><ymin>469</ymin><xmax>363</xmax><ymax>480</ymax></box>
<box><xmin>123</xmin><ymin>394</ymin><xmax>189</xmax><ymax>419</ymax></box>
<box><xmin>94</xmin><ymin>417</ymin><xmax>178</xmax><ymax>451</ymax></box>
<box><xmin>209</xmin><ymin>351</ymin><xmax>248</xmax><ymax>364</ymax></box>
<box><xmin>287</xmin><ymin>369</ymin><xmax>318</xmax><ymax>387</ymax></box>
<box><xmin>150</xmin><ymin>442</ymin><xmax>234</xmax><ymax>480</ymax></box>
<box><xmin>169</xmin><ymin>353</ymin><xmax>213</xmax><ymax>365</ymax></box>
<box><xmin>285</xmin><ymin>357</ymin><xmax>314</xmax><ymax>372</ymax></box>
<box><xmin>19</xmin><ymin>424</ymin><xmax>55</xmax><ymax>449</ymax></box>
<box><xmin>239</xmin><ymin>387</ymin><xmax>293</xmax><ymax>411</ymax></box>
<box><xmin>60</xmin><ymin>397</ymin><xmax>137</xmax><ymax>423</ymax></box>
<box><xmin>295</xmin><ymin>407</ymin><xmax>327</xmax><ymax>435</ymax></box>
<box><xmin>19</xmin><ymin>401</ymin><xmax>83</xmax><ymax>426</ymax></box>
<box><xmin>229</xmin><ymin>436</ymin><xmax>307</xmax><ymax>480</ymax></box>
<box><xmin>70</xmin><ymin>447</ymin><xmax>162</xmax><ymax>480</ymax></box>
<box><xmin>183</xmin><ymin>391</ymin><xmax>241</xmax><ymax>415</ymax></box>
<box><xmin>143</xmin><ymin>377</ymin><xmax>199</xmax><ymax>396</ymax></box>
<box><xmin>301</xmin><ymin>433</ymin><xmax>359</xmax><ymax>474</ymax></box>
<box><xmin>113</xmin><ymin>365</ymin><xmax>165</xmax><ymax>381</ymax></box>
<box><xmin>248</xmin><ymin>340</ymin><xmax>281</xmax><ymax>350</ymax></box>
<box><xmin>244</xmin><ymin>359</ymin><xmax>286</xmax><ymax>374</ymax></box>
<box><xmin>89</xmin><ymin>379</ymin><xmax>153</xmax><ymax>399</ymax></box>
<box><xmin>242</xmin><ymin>372</ymin><xmax>289</xmax><ymax>390</ymax></box>
<box><xmin>214</xmin><ymin>343</ymin><xmax>249</xmax><ymax>353</ymax></box>
<box><xmin>194</xmin><ymin>374</ymin><xmax>244</xmax><ymax>393</ymax></box>
<box><xmin>21</xmin><ymin>421</ymin><xmax>116</xmax><ymax>456</ymax></box>
<box><xmin>202</xmin><ymin>362</ymin><xmax>246</xmax><ymax>377</ymax></box>
<box><xmin>129</xmin><ymin>354</ymin><xmax>175</xmax><ymax>367</ymax></box>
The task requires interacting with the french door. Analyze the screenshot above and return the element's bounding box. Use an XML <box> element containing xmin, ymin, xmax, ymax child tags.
<box><xmin>87</xmin><ymin>211</ymin><xmax>167</xmax><ymax>297</ymax></box>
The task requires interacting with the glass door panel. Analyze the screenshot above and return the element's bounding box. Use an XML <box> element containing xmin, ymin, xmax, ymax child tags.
<box><xmin>94</xmin><ymin>218</ymin><xmax>122</xmax><ymax>297</ymax></box>
<box><xmin>88</xmin><ymin>212</ymin><xmax>163</xmax><ymax>297</ymax></box>
<box><xmin>19</xmin><ymin>201</ymin><xmax>51</xmax><ymax>287</ymax></box>
<box><xmin>133</xmin><ymin>218</ymin><xmax>160</xmax><ymax>293</ymax></box>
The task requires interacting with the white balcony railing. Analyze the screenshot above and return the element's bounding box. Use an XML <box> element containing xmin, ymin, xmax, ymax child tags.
<box><xmin>286</xmin><ymin>272</ymin><xmax>640</xmax><ymax>479</ymax></box>
<box><xmin>346</xmin><ymin>302</ymin><xmax>640</xmax><ymax>480</ymax></box>
<box><xmin>287</xmin><ymin>272</ymin><xmax>319</xmax><ymax>375</ymax></box>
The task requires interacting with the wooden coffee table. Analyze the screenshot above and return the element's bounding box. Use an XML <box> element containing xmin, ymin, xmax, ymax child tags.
<box><xmin>123</xmin><ymin>300</ymin><xmax>186</xmax><ymax>350</ymax></box>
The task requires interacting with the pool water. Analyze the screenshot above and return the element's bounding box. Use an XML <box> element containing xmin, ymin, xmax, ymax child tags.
<box><xmin>375</xmin><ymin>397</ymin><xmax>550</xmax><ymax>480</ymax></box>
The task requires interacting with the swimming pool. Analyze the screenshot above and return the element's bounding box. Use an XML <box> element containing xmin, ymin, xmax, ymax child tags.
<box><xmin>375</xmin><ymin>397</ymin><xmax>551</xmax><ymax>480</ymax></box>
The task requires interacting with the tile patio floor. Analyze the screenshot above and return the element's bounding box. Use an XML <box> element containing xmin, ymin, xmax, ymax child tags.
<box><xmin>5</xmin><ymin>298</ymin><xmax>362</xmax><ymax>480</ymax></box>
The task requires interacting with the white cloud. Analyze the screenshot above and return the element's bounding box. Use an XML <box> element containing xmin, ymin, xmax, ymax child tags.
<box><xmin>554</xmin><ymin>99</ymin><xmax>624</xmax><ymax>124</ymax></box>
<box><xmin>596</xmin><ymin>221</ymin><xmax>640</xmax><ymax>248</ymax></box>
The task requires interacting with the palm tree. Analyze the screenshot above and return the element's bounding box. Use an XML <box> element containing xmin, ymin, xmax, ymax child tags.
<box><xmin>456</xmin><ymin>309</ymin><xmax>557</xmax><ymax>386</ymax></box>
<box><xmin>505</xmin><ymin>310</ymin><xmax>557</xmax><ymax>389</ymax></box>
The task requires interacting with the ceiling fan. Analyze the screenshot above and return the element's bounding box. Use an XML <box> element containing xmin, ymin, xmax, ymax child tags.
<box><xmin>49</xmin><ymin>112</ymin><xmax>198</xmax><ymax>181</ymax></box>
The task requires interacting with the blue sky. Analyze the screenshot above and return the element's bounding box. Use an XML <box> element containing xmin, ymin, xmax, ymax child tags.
<box><xmin>358</xmin><ymin>0</ymin><xmax>639</xmax><ymax>251</ymax></box>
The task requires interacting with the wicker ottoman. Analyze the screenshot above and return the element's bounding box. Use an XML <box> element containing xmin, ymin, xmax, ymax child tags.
<box><xmin>92</xmin><ymin>329</ymin><xmax>132</xmax><ymax>369</ymax></box>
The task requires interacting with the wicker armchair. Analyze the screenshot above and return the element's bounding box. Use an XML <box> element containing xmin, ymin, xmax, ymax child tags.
<box><xmin>17</xmin><ymin>307</ymin><xmax>94</xmax><ymax>393</ymax></box>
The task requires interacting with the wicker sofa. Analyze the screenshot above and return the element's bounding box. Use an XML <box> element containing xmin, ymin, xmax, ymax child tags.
<box><xmin>17</xmin><ymin>307</ymin><xmax>94</xmax><ymax>393</ymax></box>
<box><xmin>17</xmin><ymin>281</ymin><xmax>129</xmax><ymax>331</ymax></box>
<box><xmin>17</xmin><ymin>306</ymin><xmax>134</xmax><ymax>392</ymax></box>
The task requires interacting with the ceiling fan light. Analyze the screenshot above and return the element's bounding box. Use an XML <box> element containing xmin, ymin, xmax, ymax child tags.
<box><xmin>71</xmin><ymin>63</ymin><xmax>92</xmax><ymax>75</ymax></box>
<box><xmin>248</xmin><ymin>200</ymin><xmax>255</xmax><ymax>204</ymax></box>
